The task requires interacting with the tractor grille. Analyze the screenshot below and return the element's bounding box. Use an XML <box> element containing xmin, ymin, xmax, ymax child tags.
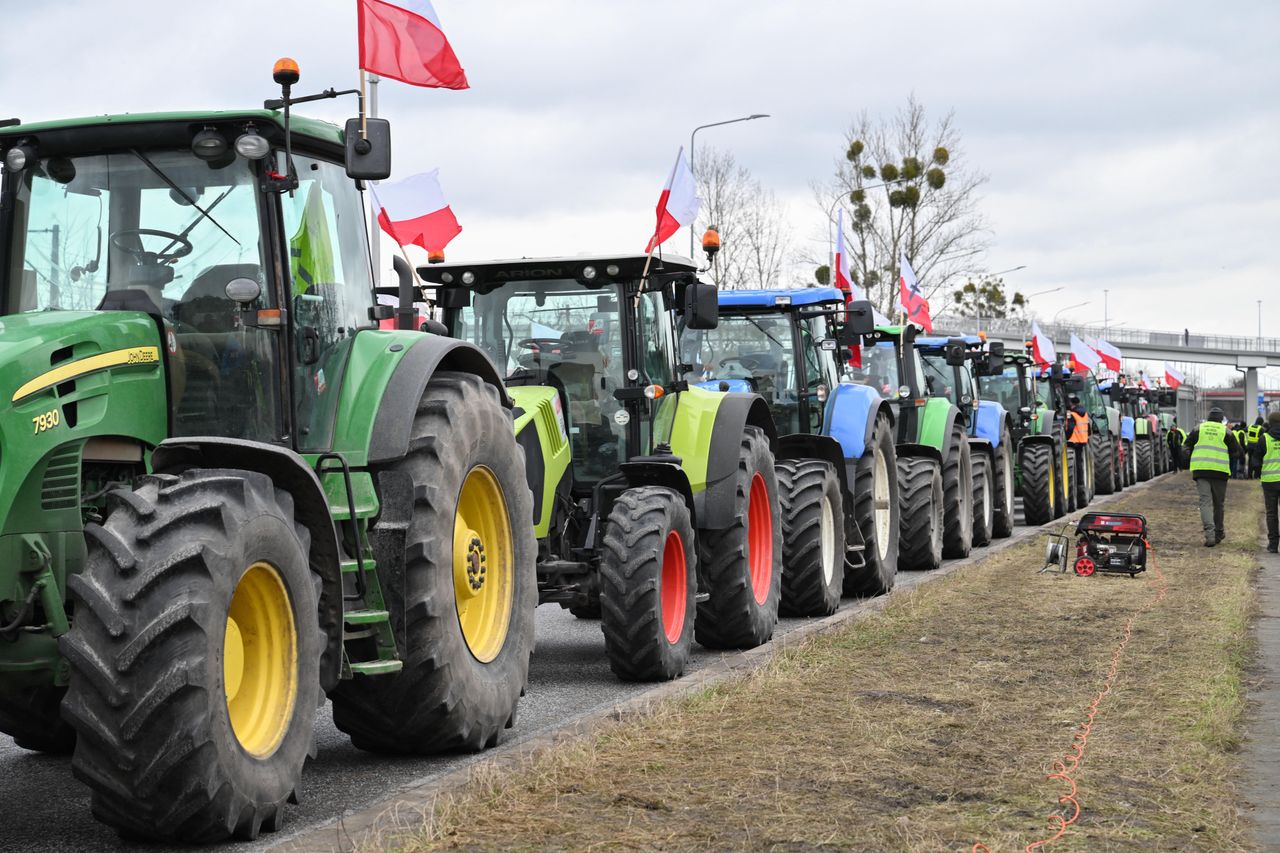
<box><xmin>41</xmin><ymin>443</ymin><xmax>82</xmax><ymax>510</ymax></box>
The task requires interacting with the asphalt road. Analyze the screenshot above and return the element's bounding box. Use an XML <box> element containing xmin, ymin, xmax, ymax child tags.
<box><xmin>1</xmin><ymin>502</ymin><xmax>1043</xmax><ymax>853</ymax></box>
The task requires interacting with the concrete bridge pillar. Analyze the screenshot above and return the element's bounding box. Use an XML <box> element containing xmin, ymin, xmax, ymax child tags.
<box><xmin>1244</xmin><ymin>367</ymin><xmax>1260</xmax><ymax>422</ymax></box>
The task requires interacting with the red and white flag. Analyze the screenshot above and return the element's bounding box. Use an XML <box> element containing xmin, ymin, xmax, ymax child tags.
<box><xmin>898</xmin><ymin>254</ymin><xmax>933</xmax><ymax>333</ymax></box>
<box><xmin>1070</xmin><ymin>333</ymin><xmax>1102</xmax><ymax>372</ymax></box>
<box><xmin>358</xmin><ymin>0</ymin><xmax>469</xmax><ymax>90</ymax></box>
<box><xmin>1138</xmin><ymin>372</ymin><xmax>1151</xmax><ymax>390</ymax></box>
<box><xmin>371</xmin><ymin>170</ymin><xmax>462</xmax><ymax>254</ymax></box>
<box><xmin>834</xmin><ymin>208</ymin><xmax>853</xmax><ymax>298</ymax></box>
<box><xmin>1164</xmin><ymin>362</ymin><xmax>1185</xmax><ymax>389</ymax></box>
<box><xmin>1087</xmin><ymin>336</ymin><xmax>1122</xmax><ymax>371</ymax></box>
<box><xmin>1030</xmin><ymin>320</ymin><xmax>1056</xmax><ymax>367</ymax></box>
<box><xmin>645</xmin><ymin>147</ymin><xmax>700</xmax><ymax>253</ymax></box>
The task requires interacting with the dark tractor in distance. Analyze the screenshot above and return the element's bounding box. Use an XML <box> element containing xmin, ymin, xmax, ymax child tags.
<box><xmin>686</xmin><ymin>287</ymin><xmax>894</xmax><ymax>611</ymax></box>
<box><xmin>0</xmin><ymin>70</ymin><xmax>539</xmax><ymax>842</ymax></box>
<box><xmin>423</xmin><ymin>255</ymin><xmax>782</xmax><ymax>682</ymax></box>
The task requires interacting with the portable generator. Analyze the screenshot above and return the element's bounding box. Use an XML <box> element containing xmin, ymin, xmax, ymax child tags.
<box><xmin>1041</xmin><ymin>512</ymin><xmax>1149</xmax><ymax>577</ymax></box>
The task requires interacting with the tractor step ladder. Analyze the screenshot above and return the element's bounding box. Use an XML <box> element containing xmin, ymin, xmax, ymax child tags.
<box><xmin>317</xmin><ymin>453</ymin><xmax>401</xmax><ymax>678</ymax></box>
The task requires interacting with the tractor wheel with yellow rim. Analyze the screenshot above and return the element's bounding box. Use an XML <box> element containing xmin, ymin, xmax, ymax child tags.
<box><xmin>331</xmin><ymin>371</ymin><xmax>536</xmax><ymax>753</ymax></box>
<box><xmin>60</xmin><ymin>469</ymin><xmax>322</xmax><ymax>842</ymax></box>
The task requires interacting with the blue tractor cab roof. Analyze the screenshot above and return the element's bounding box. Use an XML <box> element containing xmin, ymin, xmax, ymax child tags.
<box><xmin>914</xmin><ymin>334</ymin><xmax>984</xmax><ymax>348</ymax></box>
<box><xmin>718</xmin><ymin>287</ymin><xmax>845</xmax><ymax>309</ymax></box>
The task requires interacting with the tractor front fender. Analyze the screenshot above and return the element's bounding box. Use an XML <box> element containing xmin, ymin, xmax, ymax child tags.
<box><xmin>918</xmin><ymin>398</ymin><xmax>961</xmax><ymax>463</ymax></box>
<box><xmin>973</xmin><ymin>400</ymin><xmax>1007</xmax><ymax>448</ymax></box>
<box><xmin>620</xmin><ymin>460</ymin><xmax>696</xmax><ymax>528</ymax></box>
<box><xmin>896</xmin><ymin>442</ymin><xmax>943</xmax><ymax>467</ymax></box>
<box><xmin>151</xmin><ymin>437</ymin><xmax>345</xmax><ymax>693</ymax></box>
<box><xmin>779</xmin><ymin>433</ymin><xmax>851</xmax><ymax>501</ymax></box>
<box><xmin>824</xmin><ymin>382</ymin><xmax>893</xmax><ymax>460</ymax></box>
<box><xmin>1120</xmin><ymin>416</ymin><xmax>1136</xmax><ymax>443</ymax></box>
<box><xmin>968</xmin><ymin>436</ymin><xmax>994</xmax><ymax>460</ymax></box>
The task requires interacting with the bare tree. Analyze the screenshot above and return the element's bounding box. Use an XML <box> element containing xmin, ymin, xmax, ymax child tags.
<box><xmin>816</xmin><ymin>96</ymin><xmax>989</xmax><ymax>316</ymax></box>
<box><xmin>694</xmin><ymin>147</ymin><xmax>792</xmax><ymax>289</ymax></box>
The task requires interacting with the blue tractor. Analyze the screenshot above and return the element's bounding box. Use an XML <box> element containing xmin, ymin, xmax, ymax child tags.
<box><xmin>683</xmin><ymin>288</ymin><xmax>897</xmax><ymax>609</ymax></box>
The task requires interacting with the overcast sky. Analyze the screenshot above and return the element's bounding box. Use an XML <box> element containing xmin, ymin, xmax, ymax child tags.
<box><xmin>4</xmin><ymin>0</ymin><xmax>1277</xmax><ymax>380</ymax></box>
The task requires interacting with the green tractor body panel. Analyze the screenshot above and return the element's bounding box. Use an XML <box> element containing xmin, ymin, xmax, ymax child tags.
<box><xmin>916</xmin><ymin>396</ymin><xmax>954</xmax><ymax>451</ymax></box>
<box><xmin>508</xmin><ymin>385</ymin><xmax>571</xmax><ymax>537</ymax></box>
<box><xmin>327</xmin><ymin>329</ymin><xmax>422</xmax><ymax>466</ymax></box>
<box><xmin>660</xmin><ymin>385</ymin><xmax>724</xmax><ymax>494</ymax></box>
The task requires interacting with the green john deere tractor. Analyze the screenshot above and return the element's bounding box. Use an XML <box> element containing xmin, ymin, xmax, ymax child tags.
<box><xmin>423</xmin><ymin>255</ymin><xmax>782</xmax><ymax>682</ymax></box>
<box><xmin>0</xmin><ymin>67</ymin><xmax>537</xmax><ymax>842</ymax></box>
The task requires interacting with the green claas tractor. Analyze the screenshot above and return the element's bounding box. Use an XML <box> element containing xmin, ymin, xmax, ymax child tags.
<box><xmin>846</xmin><ymin>324</ymin><xmax>971</xmax><ymax>571</ymax></box>
<box><xmin>684</xmin><ymin>287</ymin><xmax>892</xmax><ymax>612</ymax></box>
<box><xmin>422</xmin><ymin>255</ymin><xmax>781</xmax><ymax>682</ymax></box>
<box><xmin>0</xmin><ymin>67</ymin><xmax>537</xmax><ymax>842</ymax></box>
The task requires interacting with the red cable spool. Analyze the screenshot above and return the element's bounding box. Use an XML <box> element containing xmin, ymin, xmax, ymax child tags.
<box><xmin>1074</xmin><ymin>557</ymin><xmax>1096</xmax><ymax>576</ymax></box>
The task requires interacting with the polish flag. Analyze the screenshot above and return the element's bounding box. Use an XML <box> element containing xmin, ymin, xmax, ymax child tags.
<box><xmin>834</xmin><ymin>208</ymin><xmax>853</xmax><ymax>298</ymax></box>
<box><xmin>358</xmin><ymin>0</ymin><xmax>469</xmax><ymax>90</ymax></box>
<box><xmin>1070</xmin><ymin>333</ymin><xmax>1102</xmax><ymax>372</ymax></box>
<box><xmin>1138</xmin><ymin>372</ymin><xmax>1151</xmax><ymax>390</ymax></box>
<box><xmin>1030</xmin><ymin>320</ymin><xmax>1056</xmax><ymax>367</ymax></box>
<box><xmin>371</xmin><ymin>170</ymin><xmax>462</xmax><ymax>254</ymax></box>
<box><xmin>898</xmin><ymin>254</ymin><xmax>933</xmax><ymax>333</ymax></box>
<box><xmin>645</xmin><ymin>147</ymin><xmax>700</xmax><ymax>253</ymax></box>
<box><xmin>1088</xmin><ymin>336</ymin><xmax>1122</xmax><ymax>372</ymax></box>
<box><xmin>1164</xmin><ymin>362</ymin><xmax>1185</xmax><ymax>389</ymax></box>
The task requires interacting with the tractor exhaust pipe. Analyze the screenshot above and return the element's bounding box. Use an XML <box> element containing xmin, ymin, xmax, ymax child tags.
<box><xmin>393</xmin><ymin>254</ymin><xmax>416</xmax><ymax>331</ymax></box>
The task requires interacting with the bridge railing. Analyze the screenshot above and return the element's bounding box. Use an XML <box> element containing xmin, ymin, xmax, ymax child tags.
<box><xmin>935</xmin><ymin>316</ymin><xmax>1280</xmax><ymax>355</ymax></box>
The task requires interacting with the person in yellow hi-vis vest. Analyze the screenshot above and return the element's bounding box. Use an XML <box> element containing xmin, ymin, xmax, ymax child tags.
<box><xmin>1247</xmin><ymin>416</ymin><xmax>1265</xmax><ymax>479</ymax></box>
<box><xmin>1184</xmin><ymin>407</ymin><xmax>1244</xmax><ymax>547</ymax></box>
<box><xmin>1251</xmin><ymin>411</ymin><xmax>1280</xmax><ymax>553</ymax></box>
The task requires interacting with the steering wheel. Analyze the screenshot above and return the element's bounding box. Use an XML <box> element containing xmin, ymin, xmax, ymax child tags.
<box><xmin>517</xmin><ymin>337</ymin><xmax>575</xmax><ymax>356</ymax></box>
<box><xmin>110</xmin><ymin>228</ymin><xmax>194</xmax><ymax>263</ymax></box>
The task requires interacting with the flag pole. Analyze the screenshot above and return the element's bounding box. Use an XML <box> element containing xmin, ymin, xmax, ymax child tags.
<box><xmin>365</xmin><ymin>70</ymin><xmax>381</xmax><ymax>284</ymax></box>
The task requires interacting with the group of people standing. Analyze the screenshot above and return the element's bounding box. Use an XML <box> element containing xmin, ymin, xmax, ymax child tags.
<box><xmin>1185</xmin><ymin>408</ymin><xmax>1280</xmax><ymax>551</ymax></box>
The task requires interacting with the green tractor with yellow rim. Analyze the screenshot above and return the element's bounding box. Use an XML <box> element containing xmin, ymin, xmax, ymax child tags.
<box><xmin>0</xmin><ymin>66</ymin><xmax>536</xmax><ymax>842</ymax></box>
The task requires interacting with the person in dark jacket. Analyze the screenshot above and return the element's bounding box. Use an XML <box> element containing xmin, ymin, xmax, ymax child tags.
<box><xmin>1184</xmin><ymin>407</ymin><xmax>1244</xmax><ymax>547</ymax></box>
<box><xmin>1252</xmin><ymin>411</ymin><xmax>1280</xmax><ymax>552</ymax></box>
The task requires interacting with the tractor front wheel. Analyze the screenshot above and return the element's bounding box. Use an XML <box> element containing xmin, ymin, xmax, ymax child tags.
<box><xmin>61</xmin><ymin>469</ymin><xmax>322</xmax><ymax>842</ymax></box>
<box><xmin>1020</xmin><ymin>442</ymin><xmax>1056</xmax><ymax>526</ymax></box>
<box><xmin>1092</xmin><ymin>433</ymin><xmax>1116</xmax><ymax>495</ymax></box>
<box><xmin>1136</xmin><ymin>436</ymin><xmax>1154</xmax><ymax>482</ymax></box>
<box><xmin>897</xmin><ymin>456</ymin><xmax>944</xmax><ymax>571</ymax></box>
<box><xmin>777</xmin><ymin>459</ymin><xmax>845</xmax><ymax>616</ymax></box>
<box><xmin>600</xmin><ymin>487</ymin><xmax>696</xmax><ymax>681</ymax></box>
<box><xmin>0</xmin><ymin>686</ymin><xmax>75</xmax><ymax>753</ymax></box>
<box><xmin>332</xmin><ymin>371</ymin><xmax>536</xmax><ymax>753</ymax></box>
<box><xmin>846</xmin><ymin>415</ymin><xmax>899</xmax><ymax>595</ymax></box>
<box><xmin>991</xmin><ymin>429</ymin><xmax>1015</xmax><ymax>539</ymax></box>
<box><xmin>971</xmin><ymin>453</ymin><xmax>993</xmax><ymax>548</ymax></box>
<box><xmin>696</xmin><ymin>427</ymin><xmax>781</xmax><ymax>649</ymax></box>
<box><xmin>941</xmin><ymin>429</ymin><xmax>974</xmax><ymax>559</ymax></box>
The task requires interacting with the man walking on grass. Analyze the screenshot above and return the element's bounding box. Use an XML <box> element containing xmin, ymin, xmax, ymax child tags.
<box><xmin>1252</xmin><ymin>410</ymin><xmax>1280</xmax><ymax>553</ymax></box>
<box><xmin>1184</xmin><ymin>407</ymin><xmax>1243</xmax><ymax>548</ymax></box>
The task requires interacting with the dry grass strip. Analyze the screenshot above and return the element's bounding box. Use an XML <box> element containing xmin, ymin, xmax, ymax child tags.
<box><xmin>378</xmin><ymin>474</ymin><xmax>1260</xmax><ymax>852</ymax></box>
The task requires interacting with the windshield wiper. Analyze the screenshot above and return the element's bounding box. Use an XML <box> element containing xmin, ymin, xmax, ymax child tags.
<box><xmin>161</xmin><ymin>185</ymin><xmax>237</xmax><ymax>256</ymax></box>
<box><xmin>129</xmin><ymin>149</ymin><xmax>239</xmax><ymax>247</ymax></box>
<box><xmin>745</xmin><ymin>316</ymin><xmax>786</xmax><ymax>350</ymax></box>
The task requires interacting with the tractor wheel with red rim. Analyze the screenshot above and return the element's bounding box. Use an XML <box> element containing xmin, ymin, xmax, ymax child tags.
<box><xmin>1074</xmin><ymin>557</ymin><xmax>1096</xmax><ymax>576</ymax></box>
<box><xmin>696</xmin><ymin>426</ymin><xmax>782</xmax><ymax>650</ymax></box>
<box><xmin>599</xmin><ymin>486</ymin><xmax>696</xmax><ymax>682</ymax></box>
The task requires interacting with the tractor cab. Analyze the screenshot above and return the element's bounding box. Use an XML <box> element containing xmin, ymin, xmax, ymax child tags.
<box><xmin>914</xmin><ymin>335</ymin><xmax>990</xmax><ymax>431</ymax></box>
<box><xmin>847</xmin><ymin>323</ymin><xmax>929</xmax><ymax>446</ymax></box>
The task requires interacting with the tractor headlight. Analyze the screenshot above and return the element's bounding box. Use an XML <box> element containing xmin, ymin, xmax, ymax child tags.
<box><xmin>234</xmin><ymin>129</ymin><xmax>271</xmax><ymax>160</ymax></box>
<box><xmin>191</xmin><ymin>127</ymin><xmax>229</xmax><ymax>161</ymax></box>
<box><xmin>898</xmin><ymin>385</ymin><xmax>910</xmax><ymax>399</ymax></box>
<box><xmin>582</xmin><ymin>265</ymin><xmax>597</xmax><ymax>281</ymax></box>
<box><xmin>461</xmin><ymin>271</ymin><xmax>476</xmax><ymax>285</ymax></box>
<box><xmin>605</xmin><ymin>264</ymin><xmax>620</xmax><ymax>277</ymax></box>
<box><xmin>4</xmin><ymin>144</ymin><xmax>33</xmax><ymax>173</ymax></box>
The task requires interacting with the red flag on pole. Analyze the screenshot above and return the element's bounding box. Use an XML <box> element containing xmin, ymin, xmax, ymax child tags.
<box><xmin>358</xmin><ymin>0</ymin><xmax>469</xmax><ymax>89</ymax></box>
<box><xmin>370</xmin><ymin>170</ymin><xmax>462</xmax><ymax>254</ymax></box>
<box><xmin>645</xmin><ymin>147</ymin><xmax>700</xmax><ymax>253</ymax></box>
<box><xmin>898</xmin><ymin>254</ymin><xmax>933</xmax><ymax>333</ymax></box>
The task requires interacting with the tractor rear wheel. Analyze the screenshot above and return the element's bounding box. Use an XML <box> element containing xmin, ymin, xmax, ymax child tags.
<box><xmin>971</xmin><ymin>453</ymin><xmax>993</xmax><ymax>548</ymax></box>
<box><xmin>777</xmin><ymin>459</ymin><xmax>845</xmax><ymax>616</ymax></box>
<box><xmin>991</xmin><ymin>429</ymin><xmax>1015</xmax><ymax>539</ymax></box>
<box><xmin>0</xmin><ymin>686</ymin><xmax>75</xmax><ymax>753</ymax></box>
<box><xmin>1065</xmin><ymin>447</ymin><xmax>1078</xmax><ymax>512</ymax></box>
<box><xmin>1136</xmin><ymin>436</ymin><xmax>1154</xmax><ymax>481</ymax></box>
<box><xmin>1074</xmin><ymin>444</ymin><xmax>1094</xmax><ymax>508</ymax></box>
<box><xmin>1020</xmin><ymin>442</ymin><xmax>1057</xmax><ymax>526</ymax></box>
<box><xmin>941</xmin><ymin>428</ymin><xmax>974</xmax><ymax>559</ymax></box>
<box><xmin>897</xmin><ymin>456</ymin><xmax>944</xmax><ymax>571</ymax></box>
<box><xmin>1092</xmin><ymin>433</ymin><xmax>1116</xmax><ymax>495</ymax></box>
<box><xmin>846</xmin><ymin>415</ymin><xmax>899</xmax><ymax>596</ymax></box>
<box><xmin>599</xmin><ymin>487</ymin><xmax>696</xmax><ymax>681</ymax></box>
<box><xmin>1125</xmin><ymin>439</ymin><xmax>1137</xmax><ymax>486</ymax></box>
<box><xmin>332</xmin><ymin>372</ymin><xmax>535</xmax><ymax>753</ymax></box>
<box><xmin>696</xmin><ymin>427</ymin><xmax>781</xmax><ymax>650</ymax></box>
<box><xmin>61</xmin><ymin>469</ymin><xmax>322</xmax><ymax>842</ymax></box>
<box><xmin>1057</xmin><ymin>443</ymin><xmax>1073</xmax><ymax>516</ymax></box>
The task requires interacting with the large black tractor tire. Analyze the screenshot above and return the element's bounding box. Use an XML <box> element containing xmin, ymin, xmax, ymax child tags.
<box><xmin>60</xmin><ymin>469</ymin><xmax>323</xmax><ymax>842</ymax></box>
<box><xmin>0</xmin><ymin>686</ymin><xmax>75</xmax><ymax>753</ymax></box>
<box><xmin>1056</xmin><ymin>443</ymin><xmax>1073</xmax><ymax>517</ymax></box>
<box><xmin>1064</xmin><ymin>447</ymin><xmax>1078</xmax><ymax>513</ymax></box>
<box><xmin>1122</xmin><ymin>439</ymin><xmax>1136</xmax><ymax>487</ymax></box>
<box><xmin>777</xmin><ymin>459</ymin><xmax>845</xmax><ymax>616</ymax></box>
<box><xmin>1020</xmin><ymin>442</ymin><xmax>1057</xmax><ymax>526</ymax></box>
<box><xmin>941</xmin><ymin>429</ymin><xmax>974</xmax><ymax>559</ymax></box>
<box><xmin>971</xmin><ymin>453</ymin><xmax>994</xmax><ymax>548</ymax></box>
<box><xmin>1074</xmin><ymin>444</ymin><xmax>1094</xmax><ymax>509</ymax></box>
<box><xmin>599</xmin><ymin>487</ymin><xmax>696</xmax><ymax>681</ymax></box>
<box><xmin>332</xmin><ymin>372</ymin><xmax>536</xmax><ymax>754</ymax></box>
<box><xmin>696</xmin><ymin>427</ymin><xmax>782</xmax><ymax>650</ymax></box>
<box><xmin>991</xmin><ymin>430</ymin><xmax>1015</xmax><ymax>539</ymax></box>
<box><xmin>845</xmin><ymin>415</ymin><xmax>900</xmax><ymax>596</ymax></box>
<box><xmin>1136</xmin><ymin>435</ymin><xmax>1154</xmax><ymax>482</ymax></box>
<box><xmin>897</xmin><ymin>456</ymin><xmax>944</xmax><ymax>571</ymax></box>
<box><xmin>1092</xmin><ymin>433</ymin><xmax>1116</xmax><ymax>495</ymax></box>
<box><xmin>1113</xmin><ymin>439</ymin><xmax>1126</xmax><ymax>490</ymax></box>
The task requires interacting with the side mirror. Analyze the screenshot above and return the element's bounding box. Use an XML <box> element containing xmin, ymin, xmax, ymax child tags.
<box><xmin>682</xmin><ymin>281</ymin><xmax>719</xmax><ymax>330</ymax></box>
<box><xmin>944</xmin><ymin>338</ymin><xmax>967</xmax><ymax>366</ymax></box>
<box><xmin>1063</xmin><ymin>376</ymin><xmax>1084</xmax><ymax>393</ymax></box>
<box><xmin>844</xmin><ymin>299</ymin><xmax>876</xmax><ymax>336</ymax></box>
<box><xmin>344</xmin><ymin>118</ymin><xmax>392</xmax><ymax>180</ymax></box>
<box><xmin>438</xmin><ymin>286</ymin><xmax>471</xmax><ymax>309</ymax></box>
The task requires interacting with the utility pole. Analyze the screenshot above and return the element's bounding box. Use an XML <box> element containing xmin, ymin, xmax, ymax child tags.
<box><xmin>688</xmin><ymin>114</ymin><xmax>769</xmax><ymax>256</ymax></box>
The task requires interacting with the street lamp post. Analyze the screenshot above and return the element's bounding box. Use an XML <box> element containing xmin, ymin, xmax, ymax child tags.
<box><xmin>689</xmin><ymin>114</ymin><xmax>770</xmax><ymax>256</ymax></box>
<box><xmin>1052</xmin><ymin>301</ymin><xmax>1091</xmax><ymax>326</ymax></box>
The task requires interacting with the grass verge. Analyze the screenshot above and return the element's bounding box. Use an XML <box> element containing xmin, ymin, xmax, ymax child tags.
<box><xmin>381</xmin><ymin>475</ymin><xmax>1261</xmax><ymax>851</ymax></box>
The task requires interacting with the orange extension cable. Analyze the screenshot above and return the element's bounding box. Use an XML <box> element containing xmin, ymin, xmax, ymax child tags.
<box><xmin>974</xmin><ymin>540</ymin><xmax>1168</xmax><ymax>852</ymax></box>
